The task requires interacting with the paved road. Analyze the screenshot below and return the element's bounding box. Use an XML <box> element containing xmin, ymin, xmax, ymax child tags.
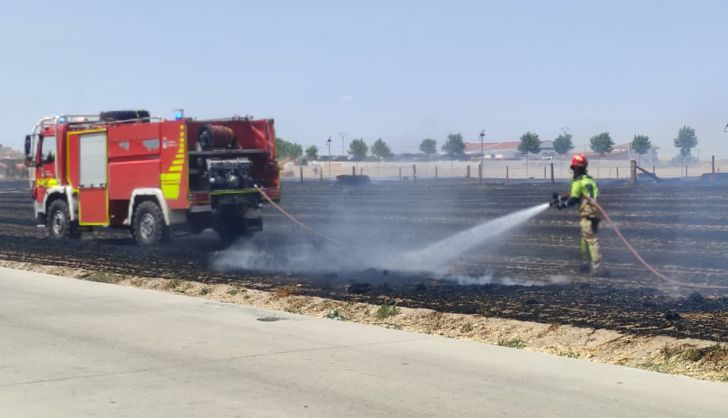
<box><xmin>0</xmin><ymin>267</ymin><xmax>725</xmax><ymax>418</ymax></box>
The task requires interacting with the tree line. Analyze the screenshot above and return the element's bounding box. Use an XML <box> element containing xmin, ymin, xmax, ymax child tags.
<box><xmin>514</xmin><ymin>126</ymin><xmax>697</xmax><ymax>164</ymax></box>
<box><xmin>276</xmin><ymin>126</ymin><xmax>699</xmax><ymax>163</ymax></box>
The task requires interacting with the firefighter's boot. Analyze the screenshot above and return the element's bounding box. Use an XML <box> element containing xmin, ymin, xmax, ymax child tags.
<box><xmin>579</xmin><ymin>238</ymin><xmax>591</xmax><ymax>274</ymax></box>
<box><xmin>590</xmin><ymin>262</ymin><xmax>610</xmax><ymax>277</ymax></box>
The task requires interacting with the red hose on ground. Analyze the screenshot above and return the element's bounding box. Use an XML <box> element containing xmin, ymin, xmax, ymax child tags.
<box><xmin>254</xmin><ymin>185</ymin><xmax>352</xmax><ymax>249</ymax></box>
<box><xmin>587</xmin><ymin>197</ymin><xmax>728</xmax><ymax>290</ymax></box>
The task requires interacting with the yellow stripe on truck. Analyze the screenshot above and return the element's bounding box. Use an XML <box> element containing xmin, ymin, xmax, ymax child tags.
<box><xmin>160</xmin><ymin>123</ymin><xmax>187</xmax><ymax>200</ymax></box>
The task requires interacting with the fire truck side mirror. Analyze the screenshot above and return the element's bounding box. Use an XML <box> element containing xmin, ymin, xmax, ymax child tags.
<box><xmin>23</xmin><ymin>135</ymin><xmax>35</xmax><ymax>167</ymax></box>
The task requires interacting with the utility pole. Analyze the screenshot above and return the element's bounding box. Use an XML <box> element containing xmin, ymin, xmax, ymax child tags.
<box><xmin>326</xmin><ymin>136</ymin><xmax>332</xmax><ymax>176</ymax></box>
<box><xmin>560</xmin><ymin>127</ymin><xmax>570</xmax><ymax>179</ymax></box>
<box><xmin>724</xmin><ymin>123</ymin><xmax>728</xmax><ymax>164</ymax></box>
<box><xmin>479</xmin><ymin>129</ymin><xmax>485</xmax><ymax>181</ymax></box>
<box><xmin>339</xmin><ymin>132</ymin><xmax>346</xmax><ymax>156</ymax></box>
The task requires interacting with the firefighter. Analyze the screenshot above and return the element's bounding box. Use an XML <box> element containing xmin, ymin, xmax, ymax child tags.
<box><xmin>553</xmin><ymin>153</ymin><xmax>604</xmax><ymax>274</ymax></box>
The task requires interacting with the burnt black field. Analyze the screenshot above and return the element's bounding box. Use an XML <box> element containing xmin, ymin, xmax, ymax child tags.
<box><xmin>1</xmin><ymin>178</ymin><xmax>726</xmax><ymax>341</ymax></box>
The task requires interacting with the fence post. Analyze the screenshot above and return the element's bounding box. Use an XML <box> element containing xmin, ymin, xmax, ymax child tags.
<box><xmin>543</xmin><ymin>166</ymin><xmax>547</xmax><ymax>180</ymax></box>
<box><xmin>466</xmin><ymin>165</ymin><xmax>470</xmax><ymax>179</ymax></box>
<box><xmin>360</xmin><ymin>167</ymin><xmax>363</xmax><ymax>176</ymax></box>
<box><xmin>712</xmin><ymin>155</ymin><xmax>715</xmax><ymax>174</ymax></box>
<box><xmin>616</xmin><ymin>167</ymin><xmax>619</xmax><ymax>179</ymax></box>
<box><xmin>550</xmin><ymin>163</ymin><xmax>554</xmax><ymax>184</ymax></box>
<box><xmin>652</xmin><ymin>165</ymin><xmax>655</xmax><ymax>174</ymax></box>
<box><xmin>413</xmin><ymin>164</ymin><xmax>417</xmax><ymax>185</ymax></box>
<box><xmin>320</xmin><ymin>168</ymin><xmax>323</xmax><ymax>182</ymax></box>
<box><xmin>479</xmin><ymin>163</ymin><xmax>483</xmax><ymax>184</ymax></box>
<box><xmin>506</xmin><ymin>166</ymin><xmax>509</xmax><ymax>180</ymax></box>
<box><xmin>685</xmin><ymin>165</ymin><xmax>688</xmax><ymax>177</ymax></box>
<box><xmin>399</xmin><ymin>167</ymin><xmax>402</xmax><ymax>181</ymax></box>
<box><xmin>300</xmin><ymin>166</ymin><xmax>304</xmax><ymax>184</ymax></box>
<box><xmin>435</xmin><ymin>166</ymin><xmax>438</xmax><ymax>179</ymax></box>
<box><xmin>630</xmin><ymin>160</ymin><xmax>637</xmax><ymax>184</ymax></box>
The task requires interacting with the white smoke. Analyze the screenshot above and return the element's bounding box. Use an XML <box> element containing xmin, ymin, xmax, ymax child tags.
<box><xmin>448</xmin><ymin>274</ymin><xmax>572</xmax><ymax>287</ymax></box>
<box><xmin>212</xmin><ymin>203</ymin><xmax>553</xmax><ymax>286</ymax></box>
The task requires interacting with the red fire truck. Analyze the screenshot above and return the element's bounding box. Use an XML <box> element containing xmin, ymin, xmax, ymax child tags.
<box><xmin>24</xmin><ymin>110</ymin><xmax>280</xmax><ymax>246</ymax></box>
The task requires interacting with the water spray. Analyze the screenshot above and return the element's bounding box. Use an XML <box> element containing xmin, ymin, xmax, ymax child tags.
<box><xmin>395</xmin><ymin>203</ymin><xmax>550</xmax><ymax>272</ymax></box>
<box><xmin>252</xmin><ymin>186</ymin><xmax>550</xmax><ymax>279</ymax></box>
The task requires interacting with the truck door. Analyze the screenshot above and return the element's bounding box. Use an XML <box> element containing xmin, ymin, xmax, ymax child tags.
<box><xmin>34</xmin><ymin>134</ymin><xmax>59</xmax><ymax>203</ymax></box>
<box><xmin>68</xmin><ymin>130</ymin><xmax>109</xmax><ymax>225</ymax></box>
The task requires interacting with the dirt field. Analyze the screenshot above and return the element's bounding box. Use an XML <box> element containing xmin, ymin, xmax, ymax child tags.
<box><xmin>1</xmin><ymin>178</ymin><xmax>726</xmax><ymax>345</ymax></box>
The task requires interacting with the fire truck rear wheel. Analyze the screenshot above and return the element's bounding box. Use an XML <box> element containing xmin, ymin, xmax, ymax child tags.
<box><xmin>47</xmin><ymin>200</ymin><xmax>78</xmax><ymax>240</ymax></box>
<box><xmin>132</xmin><ymin>201</ymin><xmax>169</xmax><ymax>246</ymax></box>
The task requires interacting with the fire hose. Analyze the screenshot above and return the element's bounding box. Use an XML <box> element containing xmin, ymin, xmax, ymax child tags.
<box><xmin>585</xmin><ymin>197</ymin><xmax>728</xmax><ymax>290</ymax></box>
<box><xmin>254</xmin><ymin>185</ymin><xmax>352</xmax><ymax>249</ymax></box>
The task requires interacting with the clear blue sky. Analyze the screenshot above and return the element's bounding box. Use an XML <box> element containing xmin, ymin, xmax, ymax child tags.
<box><xmin>2</xmin><ymin>0</ymin><xmax>727</xmax><ymax>158</ymax></box>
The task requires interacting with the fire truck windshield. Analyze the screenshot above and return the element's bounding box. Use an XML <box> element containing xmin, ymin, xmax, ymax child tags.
<box><xmin>40</xmin><ymin>136</ymin><xmax>56</xmax><ymax>164</ymax></box>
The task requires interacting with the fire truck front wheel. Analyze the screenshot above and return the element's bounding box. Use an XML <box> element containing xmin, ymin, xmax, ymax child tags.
<box><xmin>47</xmin><ymin>200</ymin><xmax>79</xmax><ymax>241</ymax></box>
<box><xmin>132</xmin><ymin>201</ymin><xmax>169</xmax><ymax>246</ymax></box>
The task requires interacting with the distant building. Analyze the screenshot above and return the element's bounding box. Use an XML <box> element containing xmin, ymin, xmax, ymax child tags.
<box><xmin>539</xmin><ymin>140</ymin><xmax>556</xmax><ymax>158</ymax></box>
<box><xmin>464</xmin><ymin>141</ymin><xmax>522</xmax><ymax>159</ymax></box>
<box><xmin>584</xmin><ymin>143</ymin><xmax>659</xmax><ymax>164</ymax></box>
<box><xmin>0</xmin><ymin>144</ymin><xmax>24</xmax><ymax>160</ymax></box>
<box><xmin>465</xmin><ymin>140</ymin><xmax>562</xmax><ymax>160</ymax></box>
<box><xmin>0</xmin><ymin>144</ymin><xmax>26</xmax><ymax>178</ymax></box>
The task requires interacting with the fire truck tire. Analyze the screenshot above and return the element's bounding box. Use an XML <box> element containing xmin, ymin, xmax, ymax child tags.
<box><xmin>47</xmin><ymin>200</ymin><xmax>79</xmax><ymax>240</ymax></box>
<box><xmin>132</xmin><ymin>201</ymin><xmax>169</xmax><ymax>246</ymax></box>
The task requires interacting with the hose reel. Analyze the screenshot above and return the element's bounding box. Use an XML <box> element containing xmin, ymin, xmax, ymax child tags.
<box><xmin>197</xmin><ymin>124</ymin><xmax>237</xmax><ymax>151</ymax></box>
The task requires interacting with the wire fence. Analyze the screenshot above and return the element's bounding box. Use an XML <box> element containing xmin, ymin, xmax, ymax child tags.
<box><xmin>282</xmin><ymin>158</ymin><xmax>727</xmax><ymax>183</ymax></box>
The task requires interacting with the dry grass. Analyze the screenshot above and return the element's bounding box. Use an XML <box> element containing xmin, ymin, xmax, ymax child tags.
<box><xmin>498</xmin><ymin>337</ymin><xmax>526</xmax><ymax>349</ymax></box>
<box><xmin>81</xmin><ymin>271</ymin><xmax>119</xmax><ymax>283</ymax></box>
<box><xmin>661</xmin><ymin>343</ymin><xmax>728</xmax><ymax>371</ymax></box>
<box><xmin>272</xmin><ymin>284</ymin><xmax>298</xmax><ymax>299</ymax></box>
<box><xmin>376</xmin><ymin>301</ymin><xmax>399</xmax><ymax>319</ymax></box>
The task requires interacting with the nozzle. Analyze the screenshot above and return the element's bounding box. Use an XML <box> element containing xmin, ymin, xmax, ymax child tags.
<box><xmin>550</xmin><ymin>192</ymin><xmax>568</xmax><ymax>209</ymax></box>
<box><xmin>549</xmin><ymin>192</ymin><xmax>560</xmax><ymax>207</ymax></box>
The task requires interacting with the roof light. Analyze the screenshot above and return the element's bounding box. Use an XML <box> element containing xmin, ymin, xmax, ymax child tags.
<box><xmin>174</xmin><ymin>109</ymin><xmax>184</xmax><ymax>120</ymax></box>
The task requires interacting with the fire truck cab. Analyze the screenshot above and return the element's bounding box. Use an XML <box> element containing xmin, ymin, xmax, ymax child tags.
<box><xmin>24</xmin><ymin>110</ymin><xmax>280</xmax><ymax>246</ymax></box>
